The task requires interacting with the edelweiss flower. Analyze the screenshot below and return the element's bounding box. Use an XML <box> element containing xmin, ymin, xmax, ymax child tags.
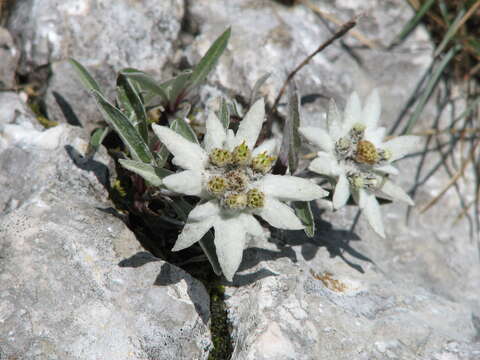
<box><xmin>153</xmin><ymin>99</ymin><xmax>327</xmax><ymax>280</ymax></box>
<box><xmin>299</xmin><ymin>90</ymin><xmax>420</xmax><ymax>238</ymax></box>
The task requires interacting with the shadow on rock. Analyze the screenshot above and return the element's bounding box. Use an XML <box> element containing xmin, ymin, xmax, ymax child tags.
<box><xmin>267</xmin><ymin>206</ymin><xmax>373</xmax><ymax>274</ymax></box>
<box><xmin>53</xmin><ymin>91</ymin><xmax>82</xmax><ymax>127</ymax></box>
<box><xmin>154</xmin><ymin>262</ymin><xmax>210</xmax><ymax>325</ymax></box>
<box><xmin>65</xmin><ymin>145</ymin><xmax>110</xmax><ymax>191</ymax></box>
<box><xmin>118</xmin><ymin>251</ymin><xmax>160</xmax><ymax>268</ymax></box>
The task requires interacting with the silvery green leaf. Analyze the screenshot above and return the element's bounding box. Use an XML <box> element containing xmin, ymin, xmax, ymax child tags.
<box><xmin>92</xmin><ymin>90</ymin><xmax>154</xmax><ymax>164</ymax></box>
<box><xmin>167</xmin><ymin>70</ymin><xmax>193</xmax><ymax>110</ymax></box>
<box><xmin>170</xmin><ymin>117</ymin><xmax>199</xmax><ymax>144</ymax></box>
<box><xmin>120</xmin><ymin>68</ymin><xmax>169</xmax><ymax>104</ymax></box>
<box><xmin>117</xmin><ymin>73</ymin><xmax>149</xmax><ymax>144</ymax></box>
<box><xmin>186</xmin><ymin>27</ymin><xmax>231</xmax><ymax>92</ymax></box>
<box><xmin>116</xmin><ymin>86</ymin><xmax>135</xmax><ymax>122</ymax></box>
<box><xmin>278</xmin><ymin>83</ymin><xmax>301</xmax><ymax>174</ymax></box>
<box><xmin>156</xmin><ymin>144</ymin><xmax>170</xmax><ymax>168</ymax></box>
<box><xmin>69</xmin><ymin>58</ymin><xmax>103</xmax><ymax>94</ymax></box>
<box><xmin>250</xmin><ymin>73</ymin><xmax>271</xmax><ymax>106</ymax></box>
<box><xmin>119</xmin><ymin>159</ymin><xmax>172</xmax><ymax>186</ymax></box>
<box><xmin>217</xmin><ymin>97</ymin><xmax>230</xmax><ymax>129</ymax></box>
<box><xmin>86</xmin><ymin>127</ymin><xmax>109</xmax><ymax>158</ymax></box>
<box><xmin>293</xmin><ymin>201</ymin><xmax>315</xmax><ymax>238</ymax></box>
<box><xmin>175</xmin><ymin>102</ymin><xmax>192</xmax><ymax>120</ymax></box>
<box><xmin>198</xmin><ymin>231</ymin><xmax>222</xmax><ymax>276</ymax></box>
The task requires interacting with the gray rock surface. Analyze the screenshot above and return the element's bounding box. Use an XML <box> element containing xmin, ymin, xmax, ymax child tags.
<box><xmin>7</xmin><ymin>0</ymin><xmax>185</xmax><ymax>130</ymax></box>
<box><xmin>0</xmin><ymin>94</ymin><xmax>211</xmax><ymax>359</ymax></box>
<box><xmin>0</xmin><ymin>27</ymin><xmax>19</xmax><ymax>89</ymax></box>
<box><xmin>186</xmin><ymin>0</ymin><xmax>480</xmax><ymax>358</ymax></box>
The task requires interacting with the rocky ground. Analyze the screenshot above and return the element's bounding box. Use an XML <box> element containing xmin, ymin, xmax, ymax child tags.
<box><xmin>1</xmin><ymin>0</ymin><xmax>479</xmax><ymax>359</ymax></box>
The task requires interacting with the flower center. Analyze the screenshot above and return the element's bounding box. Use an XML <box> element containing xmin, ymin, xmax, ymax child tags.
<box><xmin>206</xmin><ymin>144</ymin><xmax>271</xmax><ymax>211</ymax></box>
<box><xmin>356</xmin><ymin>140</ymin><xmax>378</xmax><ymax>165</ymax></box>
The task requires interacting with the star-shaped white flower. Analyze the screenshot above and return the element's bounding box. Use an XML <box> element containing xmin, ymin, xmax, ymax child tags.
<box><xmin>153</xmin><ymin>99</ymin><xmax>328</xmax><ymax>280</ymax></box>
<box><xmin>299</xmin><ymin>90</ymin><xmax>421</xmax><ymax>238</ymax></box>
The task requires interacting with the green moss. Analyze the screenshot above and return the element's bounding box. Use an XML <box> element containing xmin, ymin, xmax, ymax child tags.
<box><xmin>208</xmin><ymin>283</ymin><xmax>233</xmax><ymax>360</ymax></box>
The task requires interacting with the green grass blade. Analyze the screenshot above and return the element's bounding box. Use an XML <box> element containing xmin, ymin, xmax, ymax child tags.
<box><xmin>92</xmin><ymin>90</ymin><xmax>154</xmax><ymax>164</ymax></box>
<box><xmin>117</xmin><ymin>73</ymin><xmax>149</xmax><ymax>144</ymax></box>
<box><xmin>403</xmin><ymin>45</ymin><xmax>461</xmax><ymax>134</ymax></box>
<box><xmin>119</xmin><ymin>159</ymin><xmax>171</xmax><ymax>186</ymax></box>
<box><xmin>186</xmin><ymin>27</ymin><xmax>231</xmax><ymax>92</ymax></box>
<box><xmin>293</xmin><ymin>201</ymin><xmax>315</xmax><ymax>238</ymax></box>
<box><xmin>69</xmin><ymin>58</ymin><xmax>103</xmax><ymax>94</ymax></box>
<box><xmin>434</xmin><ymin>9</ymin><xmax>466</xmax><ymax>57</ymax></box>
<box><xmin>393</xmin><ymin>0</ymin><xmax>436</xmax><ymax>45</ymax></box>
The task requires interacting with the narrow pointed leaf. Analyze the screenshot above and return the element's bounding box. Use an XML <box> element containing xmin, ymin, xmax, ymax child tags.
<box><xmin>119</xmin><ymin>159</ymin><xmax>172</xmax><ymax>186</ymax></box>
<box><xmin>69</xmin><ymin>58</ymin><xmax>102</xmax><ymax>94</ymax></box>
<box><xmin>156</xmin><ymin>144</ymin><xmax>170</xmax><ymax>168</ymax></box>
<box><xmin>121</xmin><ymin>69</ymin><xmax>168</xmax><ymax>104</ymax></box>
<box><xmin>170</xmin><ymin>117</ymin><xmax>199</xmax><ymax>144</ymax></box>
<box><xmin>186</xmin><ymin>27</ymin><xmax>231</xmax><ymax>92</ymax></box>
<box><xmin>86</xmin><ymin>127</ymin><xmax>109</xmax><ymax>158</ymax></box>
<box><xmin>92</xmin><ymin>90</ymin><xmax>154</xmax><ymax>164</ymax></box>
<box><xmin>293</xmin><ymin>201</ymin><xmax>315</xmax><ymax>238</ymax></box>
<box><xmin>250</xmin><ymin>73</ymin><xmax>271</xmax><ymax>106</ymax></box>
<box><xmin>217</xmin><ymin>97</ymin><xmax>230</xmax><ymax>129</ymax></box>
<box><xmin>284</xmin><ymin>86</ymin><xmax>301</xmax><ymax>174</ymax></box>
<box><xmin>167</xmin><ymin>70</ymin><xmax>193</xmax><ymax>110</ymax></box>
<box><xmin>117</xmin><ymin>73</ymin><xmax>149</xmax><ymax>143</ymax></box>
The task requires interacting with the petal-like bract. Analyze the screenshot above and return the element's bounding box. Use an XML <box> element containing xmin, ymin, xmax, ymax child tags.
<box><xmin>214</xmin><ymin>217</ymin><xmax>247</xmax><ymax>281</ymax></box>
<box><xmin>234</xmin><ymin>98</ymin><xmax>265</xmax><ymax>148</ymax></box>
<box><xmin>383</xmin><ymin>135</ymin><xmax>421</xmax><ymax>162</ymax></box>
<box><xmin>163</xmin><ymin>170</ymin><xmax>203</xmax><ymax>196</ymax></box>
<box><xmin>152</xmin><ymin>124</ymin><xmax>208</xmax><ymax>170</ymax></box>
<box><xmin>380</xmin><ymin>180</ymin><xmax>414</xmax><ymax>205</ymax></box>
<box><xmin>256</xmin><ymin>197</ymin><xmax>304</xmax><ymax>230</ymax></box>
<box><xmin>362</xmin><ymin>89</ymin><xmax>381</xmax><ymax>129</ymax></box>
<box><xmin>332</xmin><ymin>174</ymin><xmax>350</xmax><ymax>210</ymax></box>
<box><xmin>259</xmin><ymin>174</ymin><xmax>327</xmax><ymax>201</ymax></box>
<box><xmin>308</xmin><ymin>152</ymin><xmax>342</xmax><ymax>177</ymax></box>
<box><xmin>204</xmin><ymin>111</ymin><xmax>227</xmax><ymax>152</ymax></box>
<box><xmin>298</xmin><ymin>127</ymin><xmax>334</xmax><ymax>153</ymax></box>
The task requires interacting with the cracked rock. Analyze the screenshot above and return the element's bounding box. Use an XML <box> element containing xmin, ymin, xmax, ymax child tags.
<box><xmin>0</xmin><ymin>94</ymin><xmax>211</xmax><ymax>360</ymax></box>
<box><xmin>7</xmin><ymin>0</ymin><xmax>185</xmax><ymax>131</ymax></box>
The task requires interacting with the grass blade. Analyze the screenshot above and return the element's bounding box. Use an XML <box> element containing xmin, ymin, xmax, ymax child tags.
<box><xmin>434</xmin><ymin>8</ymin><xmax>466</xmax><ymax>57</ymax></box>
<box><xmin>393</xmin><ymin>0</ymin><xmax>436</xmax><ymax>45</ymax></box>
<box><xmin>92</xmin><ymin>90</ymin><xmax>154</xmax><ymax>164</ymax></box>
<box><xmin>186</xmin><ymin>27</ymin><xmax>231</xmax><ymax>92</ymax></box>
<box><xmin>403</xmin><ymin>45</ymin><xmax>461</xmax><ymax>134</ymax></box>
<box><xmin>69</xmin><ymin>58</ymin><xmax>103</xmax><ymax>94</ymax></box>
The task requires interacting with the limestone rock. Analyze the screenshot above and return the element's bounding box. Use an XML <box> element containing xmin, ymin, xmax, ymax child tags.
<box><xmin>0</xmin><ymin>27</ymin><xmax>19</xmax><ymax>89</ymax></box>
<box><xmin>0</xmin><ymin>94</ymin><xmax>211</xmax><ymax>359</ymax></box>
<box><xmin>7</xmin><ymin>0</ymin><xmax>185</xmax><ymax>130</ymax></box>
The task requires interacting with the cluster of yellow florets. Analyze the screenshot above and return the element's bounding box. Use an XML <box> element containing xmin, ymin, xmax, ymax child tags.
<box><xmin>206</xmin><ymin>142</ymin><xmax>274</xmax><ymax>210</ymax></box>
